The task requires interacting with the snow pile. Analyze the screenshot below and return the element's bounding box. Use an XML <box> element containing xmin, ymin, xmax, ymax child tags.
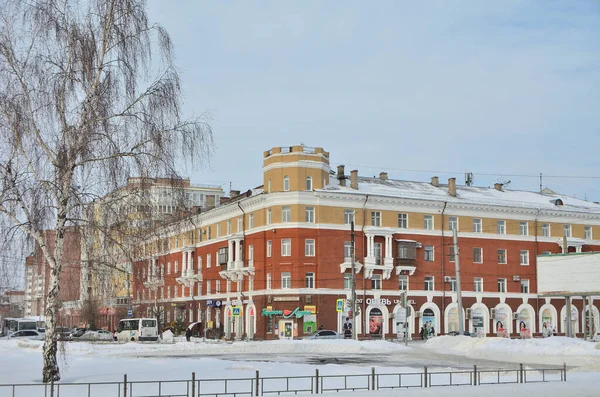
<box><xmin>161</xmin><ymin>329</ymin><xmax>174</xmax><ymax>341</ymax></box>
<box><xmin>422</xmin><ymin>336</ymin><xmax>600</xmax><ymax>369</ymax></box>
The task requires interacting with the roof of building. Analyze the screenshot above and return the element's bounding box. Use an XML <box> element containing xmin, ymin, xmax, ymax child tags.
<box><xmin>323</xmin><ymin>175</ymin><xmax>600</xmax><ymax>214</ymax></box>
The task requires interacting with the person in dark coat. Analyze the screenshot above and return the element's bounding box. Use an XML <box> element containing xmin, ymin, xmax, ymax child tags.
<box><xmin>185</xmin><ymin>328</ymin><xmax>192</xmax><ymax>342</ymax></box>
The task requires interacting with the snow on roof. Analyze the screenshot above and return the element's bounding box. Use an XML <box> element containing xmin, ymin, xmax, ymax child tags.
<box><xmin>323</xmin><ymin>175</ymin><xmax>600</xmax><ymax>214</ymax></box>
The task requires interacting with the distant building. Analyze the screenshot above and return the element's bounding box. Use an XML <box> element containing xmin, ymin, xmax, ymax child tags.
<box><xmin>0</xmin><ymin>290</ymin><xmax>25</xmax><ymax>319</ymax></box>
<box><xmin>23</xmin><ymin>228</ymin><xmax>81</xmax><ymax>321</ymax></box>
<box><xmin>132</xmin><ymin>144</ymin><xmax>600</xmax><ymax>340</ymax></box>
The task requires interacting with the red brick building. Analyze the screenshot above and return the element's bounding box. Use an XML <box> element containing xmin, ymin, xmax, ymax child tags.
<box><xmin>133</xmin><ymin>145</ymin><xmax>600</xmax><ymax>340</ymax></box>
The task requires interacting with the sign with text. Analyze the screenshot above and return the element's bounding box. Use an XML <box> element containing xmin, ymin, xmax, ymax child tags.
<box><xmin>273</xmin><ymin>296</ymin><xmax>300</xmax><ymax>302</ymax></box>
<box><xmin>304</xmin><ymin>305</ymin><xmax>317</xmax><ymax>314</ymax></box>
<box><xmin>206</xmin><ymin>300</ymin><xmax>222</xmax><ymax>307</ymax></box>
<box><xmin>262</xmin><ymin>307</ymin><xmax>312</xmax><ymax>319</ymax></box>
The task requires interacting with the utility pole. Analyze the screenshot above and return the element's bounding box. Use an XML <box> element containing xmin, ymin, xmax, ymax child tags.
<box><xmin>452</xmin><ymin>228</ymin><xmax>465</xmax><ymax>335</ymax></box>
<box><xmin>351</xmin><ymin>220</ymin><xmax>357</xmax><ymax>340</ymax></box>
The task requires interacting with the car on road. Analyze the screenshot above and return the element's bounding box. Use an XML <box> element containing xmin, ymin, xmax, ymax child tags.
<box><xmin>446</xmin><ymin>331</ymin><xmax>473</xmax><ymax>336</ymax></box>
<box><xmin>72</xmin><ymin>329</ymin><xmax>113</xmax><ymax>341</ymax></box>
<box><xmin>304</xmin><ymin>330</ymin><xmax>340</xmax><ymax>339</ymax></box>
<box><xmin>7</xmin><ymin>330</ymin><xmax>44</xmax><ymax>341</ymax></box>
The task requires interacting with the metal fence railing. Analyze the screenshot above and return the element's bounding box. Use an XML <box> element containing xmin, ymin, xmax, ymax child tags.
<box><xmin>0</xmin><ymin>363</ymin><xmax>567</xmax><ymax>397</ymax></box>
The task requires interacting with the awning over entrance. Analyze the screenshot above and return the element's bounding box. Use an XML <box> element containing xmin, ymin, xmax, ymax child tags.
<box><xmin>187</xmin><ymin>321</ymin><xmax>202</xmax><ymax>330</ymax></box>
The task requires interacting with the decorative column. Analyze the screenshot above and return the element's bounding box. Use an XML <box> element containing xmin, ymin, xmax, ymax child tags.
<box><xmin>182</xmin><ymin>250</ymin><xmax>187</xmax><ymax>275</ymax></box>
<box><xmin>228</xmin><ymin>240</ymin><xmax>234</xmax><ymax>270</ymax></box>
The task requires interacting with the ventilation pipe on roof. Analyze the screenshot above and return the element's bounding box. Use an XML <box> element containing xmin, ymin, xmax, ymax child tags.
<box><xmin>379</xmin><ymin>172</ymin><xmax>388</xmax><ymax>181</ymax></box>
<box><xmin>350</xmin><ymin>170</ymin><xmax>359</xmax><ymax>190</ymax></box>
<box><xmin>448</xmin><ymin>178</ymin><xmax>456</xmax><ymax>197</ymax></box>
<box><xmin>494</xmin><ymin>183</ymin><xmax>503</xmax><ymax>192</ymax></box>
<box><xmin>337</xmin><ymin>165</ymin><xmax>346</xmax><ymax>187</ymax></box>
<box><xmin>431</xmin><ymin>176</ymin><xmax>439</xmax><ymax>187</ymax></box>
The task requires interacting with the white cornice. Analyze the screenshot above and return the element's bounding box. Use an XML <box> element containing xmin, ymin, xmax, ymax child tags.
<box><xmin>262</xmin><ymin>160</ymin><xmax>330</xmax><ymax>173</ymax></box>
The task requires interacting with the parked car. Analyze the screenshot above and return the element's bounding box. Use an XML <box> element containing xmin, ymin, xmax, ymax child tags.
<box><xmin>55</xmin><ymin>327</ymin><xmax>73</xmax><ymax>340</ymax></box>
<box><xmin>304</xmin><ymin>330</ymin><xmax>340</xmax><ymax>339</ymax></box>
<box><xmin>7</xmin><ymin>330</ymin><xmax>44</xmax><ymax>341</ymax></box>
<box><xmin>69</xmin><ymin>328</ymin><xmax>87</xmax><ymax>339</ymax></box>
<box><xmin>73</xmin><ymin>329</ymin><xmax>114</xmax><ymax>341</ymax></box>
<box><xmin>447</xmin><ymin>331</ymin><xmax>473</xmax><ymax>336</ymax></box>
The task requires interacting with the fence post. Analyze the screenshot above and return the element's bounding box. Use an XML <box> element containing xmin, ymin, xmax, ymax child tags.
<box><xmin>473</xmin><ymin>365</ymin><xmax>477</xmax><ymax>386</ymax></box>
<box><xmin>50</xmin><ymin>379</ymin><xmax>54</xmax><ymax>397</ymax></box>
<box><xmin>371</xmin><ymin>367</ymin><xmax>376</xmax><ymax>390</ymax></box>
<box><xmin>255</xmin><ymin>370</ymin><xmax>260</xmax><ymax>396</ymax></box>
<box><xmin>520</xmin><ymin>364</ymin><xmax>524</xmax><ymax>384</ymax></box>
<box><xmin>123</xmin><ymin>374</ymin><xmax>128</xmax><ymax>397</ymax></box>
<box><xmin>424</xmin><ymin>366</ymin><xmax>428</xmax><ymax>388</ymax></box>
<box><xmin>191</xmin><ymin>372</ymin><xmax>196</xmax><ymax>397</ymax></box>
<box><xmin>315</xmin><ymin>369</ymin><xmax>319</xmax><ymax>394</ymax></box>
<box><xmin>563</xmin><ymin>363</ymin><xmax>567</xmax><ymax>382</ymax></box>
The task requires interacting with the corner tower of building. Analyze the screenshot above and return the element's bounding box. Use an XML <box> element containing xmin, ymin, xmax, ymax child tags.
<box><xmin>263</xmin><ymin>145</ymin><xmax>330</xmax><ymax>192</ymax></box>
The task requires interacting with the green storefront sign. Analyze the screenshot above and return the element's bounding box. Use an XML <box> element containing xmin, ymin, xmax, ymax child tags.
<box><xmin>262</xmin><ymin>307</ymin><xmax>312</xmax><ymax>319</ymax></box>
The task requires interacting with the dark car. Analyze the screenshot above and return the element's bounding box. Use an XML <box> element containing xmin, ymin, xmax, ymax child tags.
<box><xmin>304</xmin><ymin>330</ymin><xmax>340</xmax><ymax>339</ymax></box>
<box><xmin>447</xmin><ymin>331</ymin><xmax>472</xmax><ymax>336</ymax></box>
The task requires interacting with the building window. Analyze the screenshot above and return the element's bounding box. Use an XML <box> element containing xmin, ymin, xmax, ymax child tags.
<box><xmin>283</xmin><ymin>176</ymin><xmax>290</xmax><ymax>191</ymax></box>
<box><xmin>218</xmin><ymin>247</ymin><xmax>228</xmax><ymax>265</ymax></box>
<box><xmin>585</xmin><ymin>226</ymin><xmax>592</xmax><ymax>240</ymax></box>
<box><xmin>282</xmin><ymin>206</ymin><xmax>291</xmax><ymax>223</ymax></box>
<box><xmin>424</xmin><ymin>276</ymin><xmax>435</xmax><ymax>291</ymax></box>
<box><xmin>424</xmin><ymin>246</ymin><xmax>434</xmax><ymax>262</ymax></box>
<box><xmin>374</xmin><ymin>242</ymin><xmax>382</xmax><ymax>265</ymax></box>
<box><xmin>227</xmin><ymin>280</ymin><xmax>231</xmax><ymax>293</ymax></box>
<box><xmin>344</xmin><ymin>209</ymin><xmax>355</xmax><ymax>225</ymax></box>
<box><xmin>564</xmin><ymin>224</ymin><xmax>571</xmax><ymax>238</ymax></box>
<box><xmin>248</xmin><ymin>276</ymin><xmax>254</xmax><ymax>291</ymax></box>
<box><xmin>305</xmin><ymin>206</ymin><xmax>315</xmax><ymax>223</ymax></box>
<box><xmin>305</xmin><ymin>239</ymin><xmax>315</xmax><ymax>256</ymax></box>
<box><xmin>306</xmin><ymin>176</ymin><xmax>312</xmax><ymax>191</ymax></box>
<box><xmin>281</xmin><ymin>272</ymin><xmax>291</xmax><ymax>289</ymax></box>
<box><xmin>398</xmin><ymin>213</ymin><xmax>408</xmax><ymax>229</ymax></box>
<box><xmin>248</xmin><ymin>213</ymin><xmax>254</xmax><ymax>229</ymax></box>
<box><xmin>448</xmin><ymin>277</ymin><xmax>457</xmax><ymax>292</ymax></box>
<box><xmin>424</xmin><ymin>215</ymin><xmax>433</xmax><ymax>230</ymax></box>
<box><xmin>305</xmin><ymin>272</ymin><xmax>315</xmax><ymax>288</ymax></box>
<box><xmin>399</xmin><ymin>275</ymin><xmax>408</xmax><ymax>291</ymax></box>
<box><xmin>344</xmin><ymin>241</ymin><xmax>353</xmax><ymax>261</ymax></box>
<box><xmin>266</xmin><ymin>273</ymin><xmax>272</xmax><ymax>290</ymax></box>
<box><xmin>473</xmin><ymin>218</ymin><xmax>482</xmax><ymax>233</ymax></box>
<box><xmin>371</xmin><ymin>211</ymin><xmax>381</xmax><ymax>227</ymax></box>
<box><xmin>237</xmin><ymin>217</ymin><xmax>243</xmax><ymax>232</ymax></box>
<box><xmin>520</xmin><ymin>250</ymin><xmax>529</xmax><ymax>265</ymax></box>
<box><xmin>473</xmin><ymin>248</ymin><xmax>483</xmax><ymax>263</ymax></box>
<box><xmin>497</xmin><ymin>278</ymin><xmax>507</xmax><ymax>293</ymax></box>
<box><xmin>449</xmin><ymin>246</ymin><xmax>456</xmax><ymax>262</ymax></box>
<box><xmin>497</xmin><ymin>220</ymin><xmax>506</xmax><ymax>235</ymax></box>
<box><xmin>448</xmin><ymin>216</ymin><xmax>458</xmax><ymax>231</ymax></box>
<box><xmin>167</xmin><ymin>262</ymin><xmax>171</xmax><ymax>274</ymax></box>
<box><xmin>217</xmin><ymin>224</ymin><xmax>221</xmax><ymax>237</ymax></box>
<box><xmin>344</xmin><ymin>273</ymin><xmax>352</xmax><ymax>289</ymax></box>
<box><xmin>281</xmin><ymin>239</ymin><xmax>291</xmax><ymax>256</ymax></box>
<box><xmin>542</xmin><ymin>223</ymin><xmax>550</xmax><ymax>237</ymax></box>
<box><xmin>371</xmin><ymin>274</ymin><xmax>382</xmax><ymax>290</ymax></box>
<box><xmin>521</xmin><ymin>279</ymin><xmax>530</xmax><ymax>293</ymax></box>
<box><xmin>216</xmin><ymin>280</ymin><xmax>221</xmax><ymax>294</ymax></box>
<box><xmin>174</xmin><ymin>261</ymin><xmax>179</xmax><ymax>273</ymax></box>
<box><xmin>167</xmin><ymin>286</ymin><xmax>171</xmax><ymax>298</ymax></box>
<box><xmin>207</xmin><ymin>254</ymin><xmax>211</xmax><ymax>268</ymax></box>
<box><xmin>248</xmin><ymin>244</ymin><xmax>254</xmax><ymax>262</ymax></box>
<box><xmin>519</xmin><ymin>222</ymin><xmax>528</xmax><ymax>236</ymax></box>
<box><xmin>267</xmin><ymin>240</ymin><xmax>272</xmax><ymax>257</ymax></box>
<box><xmin>474</xmin><ymin>277</ymin><xmax>483</xmax><ymax>292</ymax></box>
<box><xmin>174</xmin><ymin>285</ymin><xmax>178</xmax><ymax>297</ymax></box>
<box><xmin>267</xmin><ymin>209</ymin><xmax>272</xmax><ymax>225</ymax></box>
<box><xmin>497</xmin><ymin>249</ymin><xmax>507</xmax><ymax>264</ymax></box>
<box><xmin>227</xmin><ymin>220</ymin><xmax>232</xmax><ymax>235</ymax></box>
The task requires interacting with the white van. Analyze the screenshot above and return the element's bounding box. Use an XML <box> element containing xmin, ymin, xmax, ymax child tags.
<box><xmin>115</xmin><ymin>318</ymin><xmax>158</xmax><ymax>342</ymax></box>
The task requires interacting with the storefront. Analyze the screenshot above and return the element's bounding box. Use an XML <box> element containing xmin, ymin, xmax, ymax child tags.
<box><xmin>262</xmin><ymin>306</ymin><xmax>313</xmax><ymax>339</ymax></box>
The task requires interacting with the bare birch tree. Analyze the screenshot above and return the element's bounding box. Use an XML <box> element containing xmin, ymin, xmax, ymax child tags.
<box><xmin>0</xmin><ymin>0</ymin><xmax>213</xmax><ymax>382</ymax></box>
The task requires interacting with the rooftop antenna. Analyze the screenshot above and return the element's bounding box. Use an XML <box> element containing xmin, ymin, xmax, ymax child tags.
<box><xmin>465</xmin><ymin>172</ymin><xmax>474</xmax><ymax>187</ymax></box>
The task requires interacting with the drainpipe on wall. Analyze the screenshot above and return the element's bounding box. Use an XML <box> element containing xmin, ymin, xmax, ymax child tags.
<box><xmin>237</xmin><ymin>201</ymin><xmax>246</xmax><ymax>340</ymax></box>
<box><xmin>361</xmin><ymin>194</ymin><xmax>369</xmax><ymax>338</ymax></box>
<box><xmin>441</xmin><ymin>202</ymin><xmax>447</xmax><ymax>335</ymax></box>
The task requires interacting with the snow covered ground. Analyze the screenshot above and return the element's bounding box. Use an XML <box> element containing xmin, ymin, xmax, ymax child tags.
<box><xmin>1</xmin><ymin>336</ymin><xmax>599</xmax><ymax>396</ymax></box>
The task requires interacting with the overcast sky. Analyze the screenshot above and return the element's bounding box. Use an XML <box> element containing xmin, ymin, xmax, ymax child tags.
<box><xmin>147</xmin><ymin>0</ymin><xmax>600</xmax><ymax>201</ymax></box>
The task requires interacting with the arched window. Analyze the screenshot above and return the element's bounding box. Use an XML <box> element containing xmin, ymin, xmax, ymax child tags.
<box><xmin>305</xmin><ymin>176</ymin><xmax>312</xmax><ymax>191</ymax></box>
<box><xmin>283</xmin><ymin>175</ymin><xmax>290</xmax><ymax>191</ymax></box>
